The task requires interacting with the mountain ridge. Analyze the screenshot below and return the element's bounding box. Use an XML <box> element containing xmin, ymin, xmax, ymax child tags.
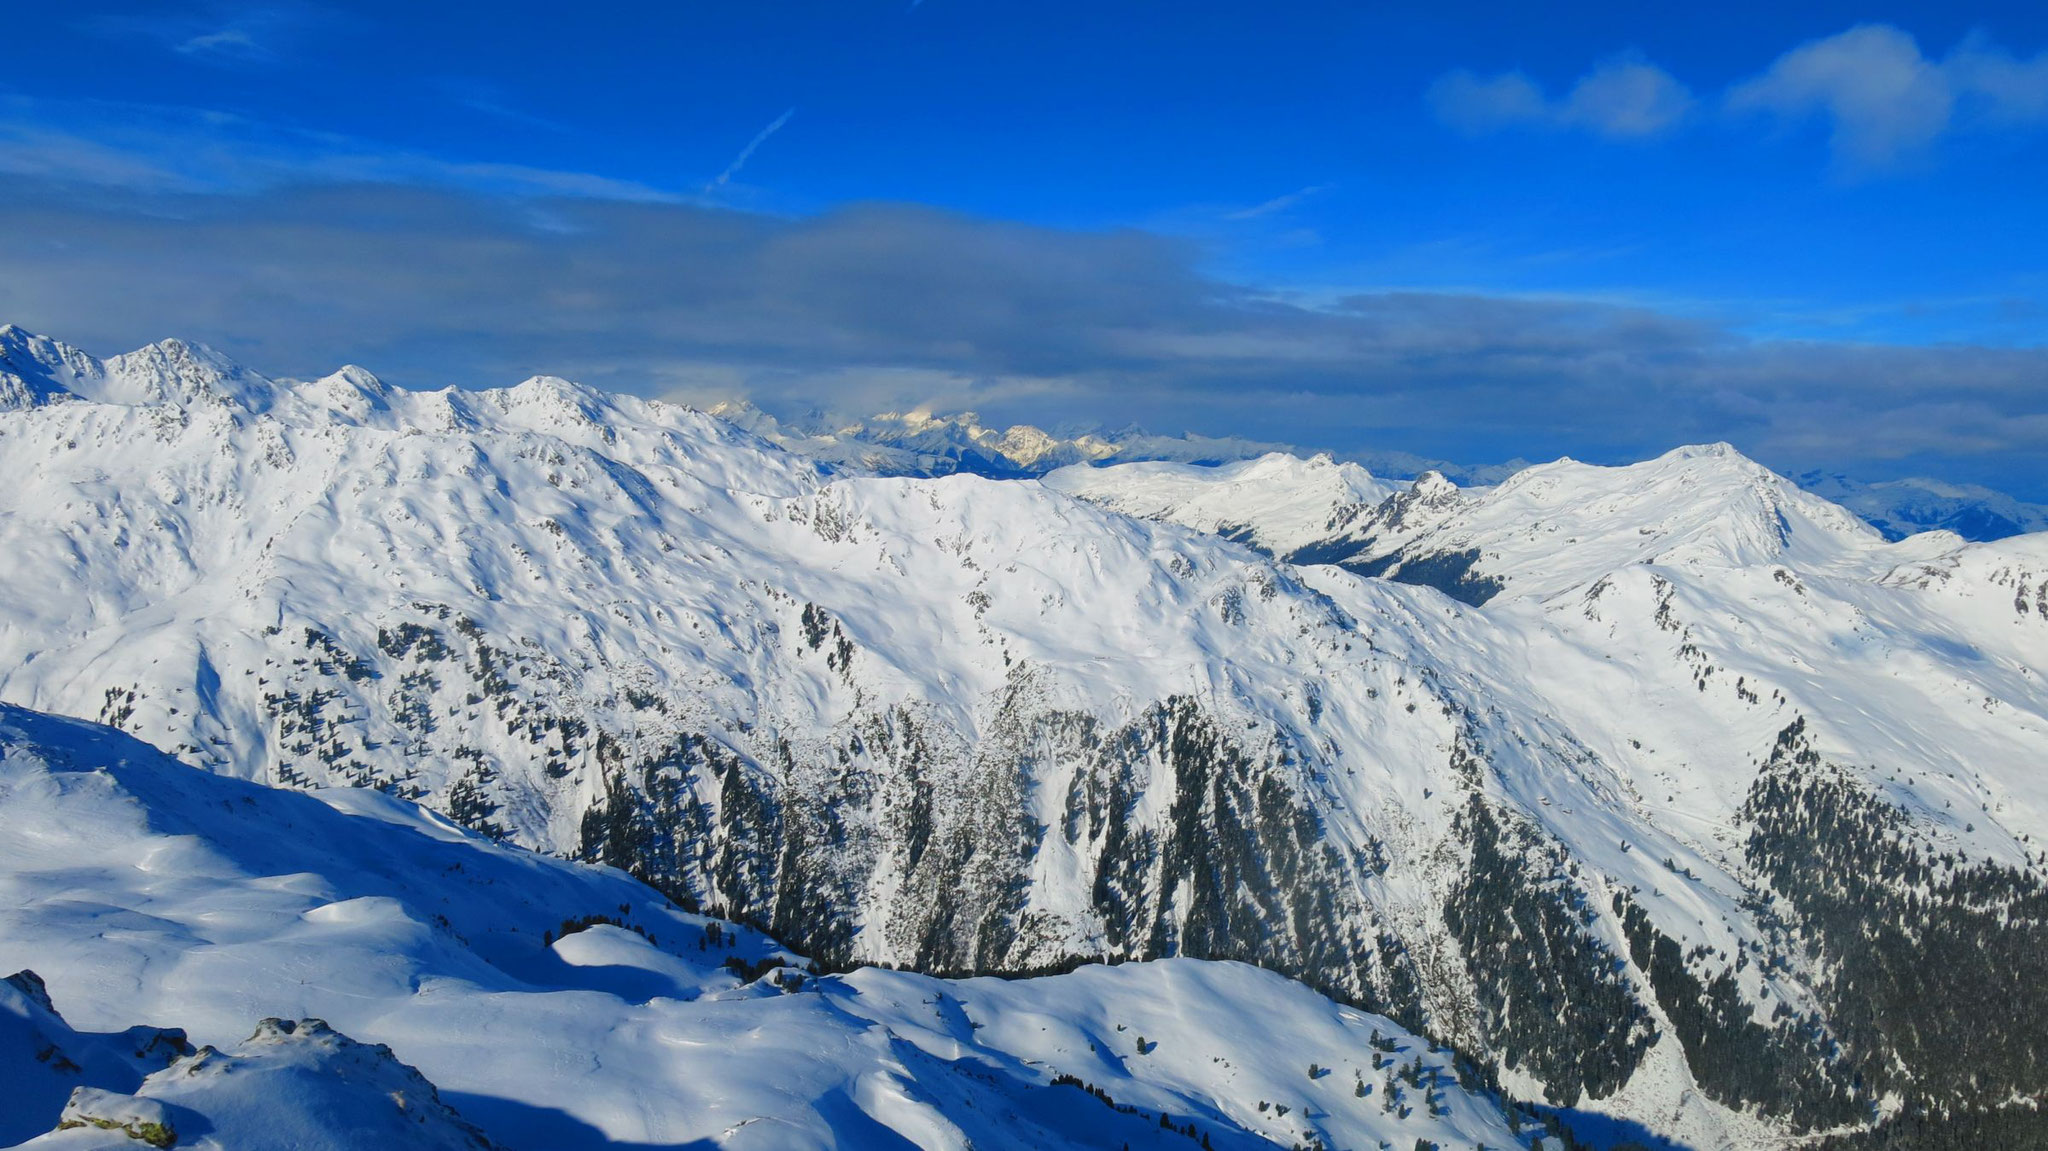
<box><xmin>1</xmin><ymin>326</ymin><xmax>2044</xmax><ymax>1148</ymax></box>
<box><xmin>12</xmin><ymin>324</ymin><xmax>2036</xmax><ymax>541</ymax></box>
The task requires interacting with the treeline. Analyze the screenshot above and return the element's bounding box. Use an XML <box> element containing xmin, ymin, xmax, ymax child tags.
<box><xmin>1443</xmin><ymin>796</ymin><xmax>1654</xmax><ymax>1106</ymax></box>
<box><xmin>1742</xmin><ymin>718</ymin><xmax>2048</xmax><ymax>1120</ymax></box>
<box><xmin>1611</xmin><ymin>893</ymin><xmax>1865</xmax><ymax>1129</ymax></box>
<box><xmin>1809</xmin><ymin>1104</ymin><xmax>2048</xmax><ymax>1150</ymax></box>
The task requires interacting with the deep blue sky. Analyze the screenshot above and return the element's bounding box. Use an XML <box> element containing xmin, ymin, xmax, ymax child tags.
<box><xmin>1</xmin><ymin>2</ymin><xmax>2045</xmax><ymax>494</ymax></box>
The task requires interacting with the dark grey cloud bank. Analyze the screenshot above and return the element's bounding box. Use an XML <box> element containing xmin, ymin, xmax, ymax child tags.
<box><xmin>1</xmin><ymin>179</ymin><xmax>2043</xmax><ymax>496</ymax></box>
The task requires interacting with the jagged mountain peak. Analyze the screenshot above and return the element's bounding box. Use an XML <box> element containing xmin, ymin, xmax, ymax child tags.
<box><xmin>1406</xmin><ymin>468</ymin><xmax>1457</xmax><ymax>495</ymax></box>
<box><xmin>506</xmin><ymin>372</ymin><xmax>597</xmax><ymax>400</ymax></box>
<box><xmin>286</xmin><ymin>364</ymin><xmax>395</xmax><ymax>424</ymax></box>
<box><xmin>4</xmin><ymin>332</ymin><xmax>392</xmax><ymax>427</ymax></box>
<box><xmin>319</xmin><ymin>363</ymin><xmax>389</xmax><ymax>394</ymax></box>
<box><xmin>106</xmin><ymin>336</ymin><xmax>244</xmax><ymax>380</ymax></box>
<box><xmin>1662</xmin><ymin>439</ymin><xmax>1740</xmax><ymax>460</ymax></box>
<box><xmin>92</xmin><ymin>337</ymin><xmax>278</xmax><ymax>412</ymax></box>
<box><xmin>0</xmin><ymin>326</ymin><xmax>98</xmax><ymax>411</ymax></box>
<box><xmin>490</xmin><ymin>372</ymin><xmax>622</xmax><ymax>428</ymax></box>
<box><xmin>717</xmin><ymin>400</ymin><xmax>1298</xmax><ymax>479</ymax></box>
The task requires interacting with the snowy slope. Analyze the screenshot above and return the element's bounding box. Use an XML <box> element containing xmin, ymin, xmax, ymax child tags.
<box><xmin>1058</xmin><ymin>444</ymin><xmax>1890</xmax><ymax>606</ymax></box>
<box><xmin>1</xmin><ymin>327</ymin><xmax>2045</xmax><ymax>1147</ymax></box>
<box><xmin>0</xmin><ymin>702</ymin><xmax>1531</xmax><ymax>1151</ymax></box>
<box><xmin>1043</xmin><ymin>452</ymin><xmax>1397</xmax><ymax>562</ymax></box>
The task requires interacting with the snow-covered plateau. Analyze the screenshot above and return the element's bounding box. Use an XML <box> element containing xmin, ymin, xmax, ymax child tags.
<box><xmin>1</xmin><ymin>325</ymin><xmax>2045</xmax><ymax>1149</ymax></box>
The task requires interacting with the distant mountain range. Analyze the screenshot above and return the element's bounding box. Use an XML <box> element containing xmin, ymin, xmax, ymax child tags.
<box><xmin>714</xmin><ymin>398</ymin><xmax>2048</xmax><ymax>543</ymax></box>
<box><xmin>1793</xmin><ymin>470</ymin><xmax>2048</xmax><ymax>542</ymax></box>
<box><xmin>708</xmin><ymin>399</ymin><xmax>1535</xmax><ymax>488</ymax></box>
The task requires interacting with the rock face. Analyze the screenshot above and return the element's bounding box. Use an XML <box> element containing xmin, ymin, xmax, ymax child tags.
<box><xmin>9</xmin><ymin>971</ymin><xmax>478</xmax><ymax>1151</ymax></box>
<box><xmin>1</xmin><ymin>970</ymin><xmax>192</xmax><ymax>1147</ymax></box>
<box><xmin>1</xmin><ymin>328</ymin><xmax>2046</xmax><ymax>1146</ymax></box>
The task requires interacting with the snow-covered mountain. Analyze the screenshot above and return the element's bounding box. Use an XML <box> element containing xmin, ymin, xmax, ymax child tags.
<box><xmin>1042</xmin><ymin>453</ymin><xmax>1399</xmax><ymax>563</ymax></box>
<box><xmin>0</xmin><ymin>701</ymin><xmax>1533</xmax><ymax>1151</ymax></box>
<box><xmin>2</xmin><ymin>325</ymin><xmax>2046</xmax><ymax>1147</ymax></box>
<box><xmin>1050</xmin><ymin>444</ymin><xmax>1906</xmax><ymax>606</ymax></box>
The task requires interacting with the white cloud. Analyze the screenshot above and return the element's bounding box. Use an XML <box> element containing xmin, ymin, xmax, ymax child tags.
<box><xmin>1429</xmin><ymin>57</ymin><xmax>1692</xmax><ymax>140</ymax></box>
<box><xmin>1948</xmin><ymin>37</ymin><xmax>2048</xmax><ymax>125</ymax></box>
<box><xmin>1427</xmin><ymin>69</ymin><xmax>1550</xmax><ymax>134</ymax></box>
<box><xmin>1432</xmin><ymin>27</ymin><xmax>2048</xmax><ymax>169</ymax></box>
<box><xmin>1726</xmin><ymin>25</ymin><xmax>1953</xmax><ymax>168</ymax></box>
<box><xmin>176</xmin><ymin>27</ymin><xmax>270</xmax><ymax>62</ymax></box>
<box><xmin>1560</xmin><ymin>59</ymin><xmax>1695</xmax><ymax>138</ymax></box>
<box><xmin>1727</xmin><ymin>24</ymin><xmax>2048</xmax><ymax>170</ymax></box>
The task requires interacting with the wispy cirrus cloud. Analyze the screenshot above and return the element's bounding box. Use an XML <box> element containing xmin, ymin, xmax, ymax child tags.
<box><xmin>175</xmin><ymin>25</ymin><xmax>270</xmax><ymax>63</ymax></box>
<box><xmin>1223</xmin><ymin>184</ymin><xmax>1333</xmax><ymax>222</ymax></box>
<box><xmin>0</xmin><ymin>97</ymin><xmax>679</xmax><ymax>201</ymax></box>
<box><xmin>436</xmin><ymin>79</ymin><xmax>570</xmax><ymax>134</ymax></box>
<box><xmin>86</xmin><ymin>3</ymin><xmax>343</xmax><ymax>68</ymax></box>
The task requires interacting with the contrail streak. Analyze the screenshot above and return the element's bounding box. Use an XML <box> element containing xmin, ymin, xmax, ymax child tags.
<box><xmin>706</xmin><ymin>107</ymin><xmax>796</xmax><ymax>192</ymax></box>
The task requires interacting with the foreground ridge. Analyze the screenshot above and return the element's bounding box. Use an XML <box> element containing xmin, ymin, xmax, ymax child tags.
<box><xmin>0</xmin><ymin>701</ymin><xmax>1532</xmax><ymax>1150</ymax></box>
